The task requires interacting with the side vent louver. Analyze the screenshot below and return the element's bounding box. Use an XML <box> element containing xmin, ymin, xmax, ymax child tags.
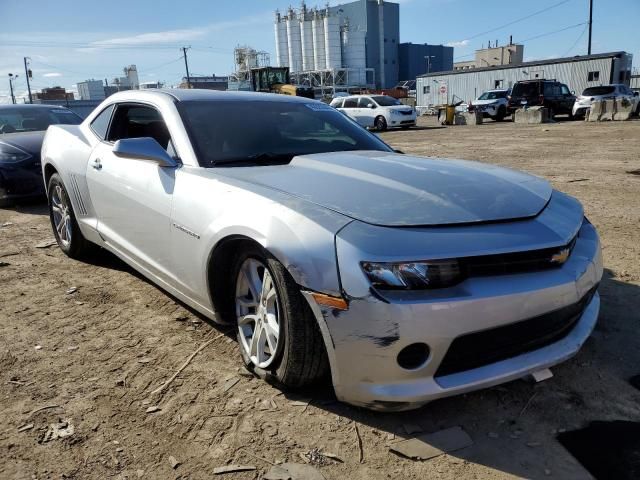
<box><xmin>69</xmin><ymin>174</ymin><xmax>88</xmax><ymax>216</ymax></box>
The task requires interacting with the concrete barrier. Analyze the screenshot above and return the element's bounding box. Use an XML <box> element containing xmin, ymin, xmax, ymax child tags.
<box><xmin>454</xmin><ymin>111</ymin><xmax>483</xmax><ymax>125</ymax></box>
<box><xmin>587</xmin><ymin>98</ymin><xmax>633</xmax><ymax>121</ymax></box>
<box><xmin>514</xmin><ymin>106</ymin><xmax>550</xmax><ymax>124</ymax></box>
<box><xmin>614</xmin><ymin>97</ymin><xmax>634</xmax><ymax>121</ymax></box>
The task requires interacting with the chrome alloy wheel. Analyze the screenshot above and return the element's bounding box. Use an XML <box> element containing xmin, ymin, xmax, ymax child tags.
<box><xmin>235</xmin><ymin>258</ymin><xmax>281</xmax><ymax>369</ymax></box>
<box><xmin>51</xmin><ymin>185</ymin><xmax>72</xmax><ymax>248</ymax></box>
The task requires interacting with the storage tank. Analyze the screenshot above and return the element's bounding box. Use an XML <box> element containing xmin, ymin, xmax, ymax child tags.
<box><xmin>274</xmin><ymin>13</ymin><xmax>289</xmax><ymax>68</ymax></box>
<box><xmin>301</xmin><ymin>18</ymin><xmax>315</xmax><ymax>71</ymax></box>
<box><xmin>342</xmin><ymin>28</ymin><xmax>366</xmax><ymax>84</ymax></box>
<box><xmin>324</xmin><ymin>14</ymin><xmax>342</xmax><ymax>70</ymax></box>
<box><xmin>312</xmin><ymin>12</ymin><xmax>326</xmax><ymax>70</ymax></box>
<box><xmin>286</xmin><ymin>11</ymin><xmax>303</xmax><ymax>72</ymax></box>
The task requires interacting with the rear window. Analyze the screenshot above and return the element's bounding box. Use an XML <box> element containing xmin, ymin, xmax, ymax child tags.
<box><xmin>582</xmin><ymin>86</ymin><xmax>616</xmax><ymax>96</ymax></box>
<box><xmin>512</xmin><ymin>82</ymin><xmax>540</xmax><ymax>97</ymax></box>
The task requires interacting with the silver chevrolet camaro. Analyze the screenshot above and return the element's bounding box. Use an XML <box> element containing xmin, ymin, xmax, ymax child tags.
<box><xmin>41</xmin><ymin>89</ymin><xmax>603</xmax><ymax>411</ymax></box>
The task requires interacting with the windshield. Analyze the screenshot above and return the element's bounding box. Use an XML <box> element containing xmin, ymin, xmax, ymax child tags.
<box><xmin>582</xmin><ymin>86</ymin><xmax>615</xmax><ymax>96</ymax></box>
<box><xmin>178</xmin><ymin>100</ymin><xmax>392</xmax><ymax>167</ymax></box>
<box><xmin>478</xmin><ymin>91</ymin><xmax>507</xmax><ymax>100</ymax></box>
<box><xmin>371</xmin><ymin>95</ymin><xmax>402</xmax><ymax>107</ymax></box>
<box><xmin>512</xmin><ymin>82</ymin><xmax>540</xmax><ymax>97</ymax></box>
<box><xmin>0</xmin><ymin>107</ymin><xmax>82</xmax><ymax>134</ymax></box>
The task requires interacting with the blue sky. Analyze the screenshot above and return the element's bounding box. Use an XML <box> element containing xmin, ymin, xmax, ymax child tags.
<box><xmin>1</xmin><ymin>0</ymin><xmax>638</xmax><ymax>102</ymax></box>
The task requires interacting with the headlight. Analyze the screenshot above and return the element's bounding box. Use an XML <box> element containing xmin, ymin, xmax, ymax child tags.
<box><xmin>0</xmin><ymin>142</ymin><xmax>32</xmax><ymax>163</ymax></box>
<box><xmin>361</xmin><ymin>260</ymin><xmax>463</xmax><ymax>290</ymax></box>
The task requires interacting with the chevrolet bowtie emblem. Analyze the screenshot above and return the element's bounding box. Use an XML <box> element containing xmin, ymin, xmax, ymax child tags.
<box><xmin>550</xmin><ymin>248</ymin><xmax>570</xmax><ymax>264</ymax></box>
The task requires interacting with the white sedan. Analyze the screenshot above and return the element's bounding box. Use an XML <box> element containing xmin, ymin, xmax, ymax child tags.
<box><xmin>330</xmin><ymin>94</ymin><xmax>417</xmax><ymax>131</ymax></box>
<box><xmin>41</xmin><ymin>89</ymin><xmax>602</xmax><ymax>411</ymax></box>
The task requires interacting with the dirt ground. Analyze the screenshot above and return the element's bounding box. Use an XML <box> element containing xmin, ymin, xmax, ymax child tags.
<box><xmin>1</xmin><ymin>117</ymin><xmax>639</xmax><ymax>480</ymax></box>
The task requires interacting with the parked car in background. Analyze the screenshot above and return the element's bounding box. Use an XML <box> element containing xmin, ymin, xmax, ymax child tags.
<box><xmin>330</xmin><ymin>94</ymin><xmax>416</xmax><ymax>131</ymax></box>
<box><xmin>42</xmin><ymin>89</ymin><xmax>602</xmax><ymax>411</ymax></box>
<box><xmin>470</xmin><ymin>89</ymin><xmax>510</xmax><ymax>121</ymax></box>
<box><xmin>572</xmin><ymin>84</ymin><xmax>640</xmax><ymax>118</ymax></box>
<box><xmin>508</xmin><ymin>79</ymin><xmax>576</xmax><ymax>118</ymax></box>
<box><xmin>0</xmin><ymin>104</ymin><xmax>82</xmax><ymax>206</ymax></box>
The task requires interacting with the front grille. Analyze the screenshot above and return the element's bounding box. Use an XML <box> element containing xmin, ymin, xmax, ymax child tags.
<box><xmin>399</xmin><ymin>110</ymin><xmax>414</xmax><ymax>116</ymax></box>
<box><xmin>400</xmin><ymin>120</ymin><xmax>416</xmax><ymax>125</ymax></box>
<box><xmin>460</xmin><ymin>238</ymin><xmax>577</xmax><ymax>278</ymax></box>
<box><xmin>435</xmin><ymin>285</ymin><xmax>598</xmax><ymax>377</ymax></box>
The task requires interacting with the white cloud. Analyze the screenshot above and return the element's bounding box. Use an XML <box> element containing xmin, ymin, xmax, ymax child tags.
<box><xmin>446</xmin><ymin>39</ymin><xmax>470</xmax><ymax>48</ymax></box>
<box><xmin>90</xmin><ymin>28</ymin><xmax>206</xmax><ymax>47</ymax></box>
<box><xmin>43</xmin><ymin>72</ymin><xmax>62</xmax><ymax>77</ymax></box>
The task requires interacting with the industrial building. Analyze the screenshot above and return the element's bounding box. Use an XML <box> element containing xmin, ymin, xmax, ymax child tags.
<box><xmin>274</xmin><ymin>0</ymin><xmax>399</xmax><ymax>93</ymax></box>
<box><xmin>179</xmin><ymin>75</ymin><xmax>227</xmax><ymax>90</ymax></box>
<box><xmin>398</xmin><ymin>43</ymin><xmax>453</xmax><ymax>81</ymax></box>
<box><xmin>454</xmin><ymin>40</ymin><xmax>524</xmax><ymax>70</ymax></box>
<box><xmin>417</xmin><ymin>51</ymin><xmax>634</xmax><ymax>106</ymax></box>
<box><xmin>33</xmin><ymin>87</ymin><xmax>74</xmax><ymax>101</ymax></box>
<box><xmin>77</xmin><ymin>79</ymin><xmax>106</xmax><ymax>101</ymax></box>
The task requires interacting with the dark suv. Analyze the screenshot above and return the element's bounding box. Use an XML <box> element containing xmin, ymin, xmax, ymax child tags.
<box><xmin>508</xmin><ymin>79</ymin><xmax>576</xmax><ymax>118</ymax></box>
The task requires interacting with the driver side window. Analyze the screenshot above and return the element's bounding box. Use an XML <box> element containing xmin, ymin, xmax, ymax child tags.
<box><xmin>107</xmin><ymin>104</ymin><xmax>174</xmax><ymax>155</ymax></box>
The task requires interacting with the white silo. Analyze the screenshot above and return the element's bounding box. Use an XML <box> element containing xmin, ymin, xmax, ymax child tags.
<box><xmin>300</xmin><ymin>17</ymin><xmax>315</xmax><ymax>71</ymax></box>
<box><xmin>312</xmin><ymin>11</ymin><xmax>326</xmax><ymax>70</ymax></box>
<box><xmin>286</xmin><ymin>10</ymin><xmax>303</xmax><ymax>73</ymax></box>
<box><xmin>274</xmin><ymin>12</ymin><xmax>290</xmax><ymax>68</ymax></box>
<box><xmin>324</xmin><ymin>13</ymin><xmax>342</xmax><ymax>70</ymax></box>
<box><xmin>343</xmin><ymin>28</ymin><xmax>367</xmax><ymax>84</ymax></box>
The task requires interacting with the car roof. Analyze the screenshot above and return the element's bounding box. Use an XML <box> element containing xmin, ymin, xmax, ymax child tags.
<box><xmin>105</xmin><ymin>88</ymin><xmax>317</xmax><ymax>104</ymax></box>
<box><xmin>0</xmin><ymin>104</ymin><xmax>72</xmax><ymax>111</ymax></box>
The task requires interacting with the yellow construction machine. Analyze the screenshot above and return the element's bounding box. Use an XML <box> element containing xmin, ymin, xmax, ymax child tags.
<box><xmin>249</xmin><ymin>67</ymin><xmax>315</xmax><ymax>99</ymax></box>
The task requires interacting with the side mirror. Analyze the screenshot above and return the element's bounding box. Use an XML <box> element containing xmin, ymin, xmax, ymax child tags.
<box><xmin>367</xmin><ymin>103</ymin><xmax>375</xmax><ymax>109</ymax></box>
<box><xmin>113</xmin><ymin>137</ymin><xmax>178</xmax><ymax>167</ymax></box>
<box><xmin>634</xmin><ymin>92</ymin><xmax>639</xmax><ymax>97</ymax></box>
<box><xmin>571</xmin><ymin>90</ymin><xmax>575</xmax><ymax>95</ymax></box>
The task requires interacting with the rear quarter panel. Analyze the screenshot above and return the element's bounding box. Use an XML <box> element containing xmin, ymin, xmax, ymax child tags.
<box><xmin>42</xmin><ymin>124</ymin><xmax>100</xmax><ymax>239</ymax></box>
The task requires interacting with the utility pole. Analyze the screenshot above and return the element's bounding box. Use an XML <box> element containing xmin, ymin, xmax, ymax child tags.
<box><xmin>182</xmin><ymin>47</ymin><xmax>192</xmax><ymax>89</ymax></box>
<box><xmin>587</xmin><ymin>0</ymin><xmax>593</xmax><ymax>55</ymax></box>
<box><xmin>8</xmin><ymin>73</ymin><xmax>17</xmax><ymax>104</ymax></box>
<box><xmin>23</xmin><ymin>57</ymin><xmax>33</xmax><ymax>104</ymax></box>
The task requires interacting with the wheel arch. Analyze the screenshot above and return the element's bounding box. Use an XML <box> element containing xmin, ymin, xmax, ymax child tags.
<box><xmin>206</xmin><ymin>234</ymin><xmax>264</xmax><ymax>323</ymax></box>
<box><xmin>43</xmin><ymin>163</ymin><xmax>58</xmax><ymax>193</ymax></box>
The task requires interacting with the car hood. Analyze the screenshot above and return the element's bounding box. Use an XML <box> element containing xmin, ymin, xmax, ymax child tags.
<box><xmin>0</xmin><ymin>131</ymin><xmax>45</xmax><ymax>156</ymax></box>
<box><xmin>473</xmin><ymin>99</ymin><xmax>502</xmax><ymax>105</ymax></box>
<box><xmin>217</xmin><ymin>151</ymin><xmax>552</xmax><ymax>227</ymax></box>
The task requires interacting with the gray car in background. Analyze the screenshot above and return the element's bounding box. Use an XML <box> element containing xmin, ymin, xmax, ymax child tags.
<box><xmin>41</xmin><ymin>89</ymin><xmax>602</xmax><ymax>411</ymax></box>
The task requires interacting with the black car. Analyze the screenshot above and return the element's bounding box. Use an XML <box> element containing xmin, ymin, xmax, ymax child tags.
<box><xmin>507</xmin><ymin>79</ymin><xmax>576</xmax><ymax>118</ymax></box>
<box><xmin>0</xmin><ymin>104</ymin><xmax>82</xmax><ymax>206</ymax></box>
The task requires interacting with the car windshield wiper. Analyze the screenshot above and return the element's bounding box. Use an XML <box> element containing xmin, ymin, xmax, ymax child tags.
<box><xmin>216</xmin><ymin>152</ymin><xmax>295</xmax><ymax>166</ymax></box>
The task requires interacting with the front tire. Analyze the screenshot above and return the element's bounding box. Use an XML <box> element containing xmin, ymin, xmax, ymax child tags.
<box><xmin>375</xmin><ymin>115</ymin><xmax>388</xmax><ymax>131</ymax></box>
<box><xmin>232</xmin><ymin>245</ymin><xmax>328</xmax><ymax>388</ymax></box>
<box><xmin>47</xmin><ymin>173</ymin><xmax>93</xmax><ymax>259</ymax></box>
<box><xmin>495</xmin><ymin>105</ymin><xmax>507</xmax><ymax>122</ymax></box>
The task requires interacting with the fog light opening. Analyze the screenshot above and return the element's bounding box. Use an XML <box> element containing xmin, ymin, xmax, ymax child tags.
<box><xmin>397</xmin><ymin>343</ymin><xmax>430</xmax><ymax>370</ymax></box>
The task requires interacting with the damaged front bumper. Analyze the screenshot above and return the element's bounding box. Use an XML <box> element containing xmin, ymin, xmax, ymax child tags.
<box><xmin>305</xmin><ymin>198</ymin><xmax>603</xmax><ymax>411</ymax></box>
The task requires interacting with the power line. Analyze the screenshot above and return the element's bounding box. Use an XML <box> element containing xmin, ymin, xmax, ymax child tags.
<box><xmin>515</xmin><ymin>22</ymin><xmax>587</xmax><ymax>45</ymax></box>
<box><xmin>454</xmin><ymin>22</ymin><xmax>587</xmax><ymax>60</ymax></box>
<box><xmin>561</xmin><ymin>24</ymin><xmax>589</xmax><ymax>57</ymax></box>
<box><xmin>463</xmin><ymin>0</ymin><xmax>574</xmax><ymax>42</ymax></box>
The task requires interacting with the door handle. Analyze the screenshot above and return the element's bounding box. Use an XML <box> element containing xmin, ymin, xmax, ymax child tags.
<box><xmin>92</xmin><ymin>158</ymin><xmax>102</xmax><ymax>170</ymax></box>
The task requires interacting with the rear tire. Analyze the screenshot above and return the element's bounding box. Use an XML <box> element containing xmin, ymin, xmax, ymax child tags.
<box><xmin>375</xmin><ymin>116</ymin><xmax>388</xmax><ymax>131</ymax></box>
<box><xmin>47</xmin><ymin>173</ymin><xmax>94</xmax><ymax>259</ymax></box>
<box><xmin>232</xmin><ymin>244</ymin><xmax>328</xmax><ymax>388</ymax></box>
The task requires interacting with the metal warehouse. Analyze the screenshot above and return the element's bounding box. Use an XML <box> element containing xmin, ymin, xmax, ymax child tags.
<box><xmin>417</xmin><ymin>51</ymin><xmax>633</xmax><ymax>106</ymax></box>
